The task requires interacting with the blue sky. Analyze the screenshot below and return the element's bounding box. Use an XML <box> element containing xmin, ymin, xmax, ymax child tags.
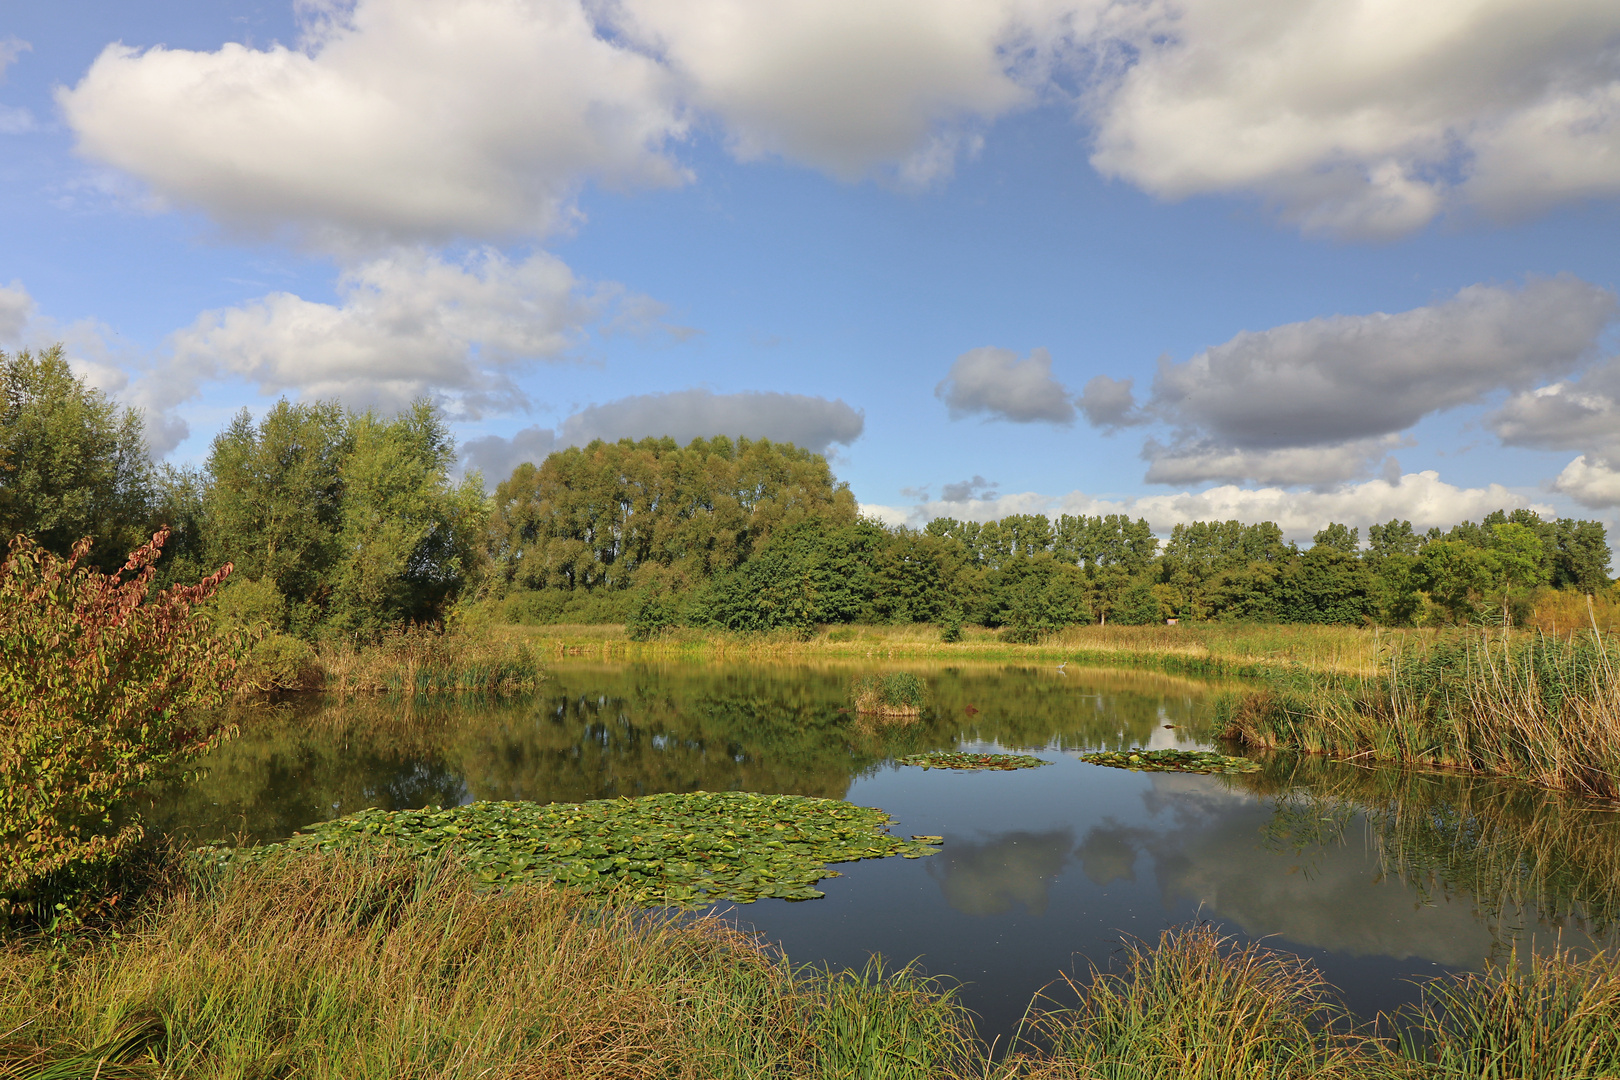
<box><xmin>5</xmin><ymin>0</ymin><xmax>1620</xmax><ymax>541</ymax></box>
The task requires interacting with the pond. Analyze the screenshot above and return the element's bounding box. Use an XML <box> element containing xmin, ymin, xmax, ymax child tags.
<box><xmin>136</xmin><ymin>661</ymin><xmax>1620</xmax><ymax>1042</ymax></box>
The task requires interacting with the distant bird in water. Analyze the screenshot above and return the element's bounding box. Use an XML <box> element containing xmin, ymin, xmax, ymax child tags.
<box><xmin>1056</xmin><ymin>661</ymin><xmax>1067</xmax><ymax>676</ymax></box>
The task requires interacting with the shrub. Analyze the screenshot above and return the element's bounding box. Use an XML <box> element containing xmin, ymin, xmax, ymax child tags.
<box><xmin>627</xmin><ymin>586</ymin><xmax>683</xmax><ymax>641</ymax></box>
<box><xmin>0</xmin><ymin>529</ymin><xmax>239</xmax><ymax>927</ymax></box>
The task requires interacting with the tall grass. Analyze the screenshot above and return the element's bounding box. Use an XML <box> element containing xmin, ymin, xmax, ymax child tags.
<box><xmin>8</xmin><ymin>851</ymin><xmax>1620</xmax><ymax>1078</ymax></box>
<box><xmin>1020</xmin><ymin>924</ymin><xmax>1398</xmax><ymax>1080</ymax></box>
<box><xmin>1396</xmin><ymin>945</ymin><xmax>1620</xmax><ymax>1079</ymax></box>
<box><xmin>0</xmin><ymin>850</ymin><xmax>980</xmax><ymax>1080</ymax></box>
<box><xmin>313</xmin><ymin>625</ymin><xmax>545</xmax><ymax>695</ymax></box>
<box><xmin>1221</xmin><ymin>629</ymin><xmax>1620</xmax><ymax>797</ymax></box>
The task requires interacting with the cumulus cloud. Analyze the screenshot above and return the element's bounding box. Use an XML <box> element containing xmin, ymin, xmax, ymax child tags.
<box><xmin>460</xmin><ymin>389</ymin><xmax>865</xmax><ymax>484</ymax></box>
<box><xmin>1140</xmin><ymin>437</ymin><xmax>1406</xmax><ymax>487</ymax></box>
<box><xmin>59</xmin><ymin>0</ymin><xmax>687</xmax><ymax>248</ymax></box>
<box><xmin>1081</xmin><ymin>277</ymin><xmax>1617</xmax><ymax>486</ymax></box>
<box><xmin>1488</xmin><ymin>355</ymin><xmax>1620</xmax><ymax>458</ymax></box>
<box><xmin>936</xmin><ymin>346</ymin><xmax>1076</xmax><ymax>424</ymax></box>
<box><xmin>898</xmin><ymin>470</ymin><xmax>1545</xmax><ymax>543</ymax></box>
<box><xmin>1087</xmin><ymin>0</ymin><xmax>1620</xmax><ymax>237</ymax></box>
<box><xmin>168</xmin><ymin>247</ymin><xmax>602</xmax><ymax>415</ymax></box>
<box><xmin>611</xmin><ymin>0</ymin><xmax>1037</xmax><ymax>184</ymax></box>
<box><xmin>1553</xmin><ymin>456</ymin><xmax>1620</xmax><ymax>509</ymax></box>
<box><xmin>1078</xmin><ymin>374</ymin><xmax>1146</xmax><ymax>429</ymax></box>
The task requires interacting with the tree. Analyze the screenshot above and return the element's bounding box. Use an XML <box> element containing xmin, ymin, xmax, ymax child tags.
<box><xmin>1311</xmin><ymin>522</ymin><xmax>1359</xmax><ymax>554</ymax></box>
<box><xmin>204</xmin><ymin>398</ymin><xmax>487</xmax><ymax>640</ymax></box>
<box><xmin>0</xmin><ymin>346</ymin><xmax>152</xmax><ymax>569</ymax></box>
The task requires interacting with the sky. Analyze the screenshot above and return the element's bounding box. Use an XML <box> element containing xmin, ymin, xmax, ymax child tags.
<box><xmin>4</xmin><ymin>0</ymin><xmax>1620</xmax><ymax>543</ymax></box>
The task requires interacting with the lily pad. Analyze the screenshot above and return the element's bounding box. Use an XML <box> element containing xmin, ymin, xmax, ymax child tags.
<box><xmin>895</xmin><ymin>751</ymin><xmax>1049</xmax><ymax>771</ymax></box>
<box><xmin>1080</xmin><ymin>748</ymin><xmax>1261</xmax><ymax>774</ymax></box>
<box><xmin>208</xmin><ymin>790</ymin><xmax>939</xmax><ymax>907</ymax></box>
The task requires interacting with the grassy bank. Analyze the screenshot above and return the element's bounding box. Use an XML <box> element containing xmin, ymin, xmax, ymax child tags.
<box><xmin>7</xmin><ymin>851</ymin><xmax>1620</xmax><ymax>1078</ymax></box>
<box><xmin>493</xmin><ymin>620</ymin><xmax>1409</xmax><ymax>678</ymax></box>
<box><xmin>1222</xmin><ymin>631</ymin><xmax>1620</xmax><ymax>798</ymax></box>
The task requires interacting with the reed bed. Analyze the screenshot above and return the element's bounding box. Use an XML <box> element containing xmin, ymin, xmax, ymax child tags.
<box><xmin>313</xmin><ymin>626</ymin><xmax>545</xmax><ymax>695</ymax></box>
<box><xmin>1221</xmin><ymin>629</ymin><xmax>1620</xmax><ymax>798</ymax></box>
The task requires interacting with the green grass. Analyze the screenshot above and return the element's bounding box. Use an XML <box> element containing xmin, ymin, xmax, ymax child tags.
<box><xmin>852</xmin><ymin>672</ymin><xmax>929</xmax><ymax>716</ymax></box>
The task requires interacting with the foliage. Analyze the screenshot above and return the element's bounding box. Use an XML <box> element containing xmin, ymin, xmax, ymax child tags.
<box><xmin>0</xmin><ymin>529</ymin><xmax>238</xmax><ymax>926</ymax></box>
<box><xmin>213</xmin><ymin>790</ymin><xmax>940</xmax><ymax>906</ymax></box>
<box><xmin>895</xmin><ymin>751</ymin><xmax>1049</xmax><ymax>770</ymax></box>
<box><xmin>1081</xmin><ymin>748</ymin><xmax>1262</xmax><ymax>774</ymax></box>
<box><xmin>205</xmin><ymin>399</ymin><xmax>488</xmax><ymax>643</ymax></box>
<box><xmin>851</xmin><ymin>671</ymin><xmax>928</xmax><ymax>715</ymax></box>
<box><xmin>0</xmin><ymin>346</ymin><xmax>153</xmax><ymax>570</ymax></box>
<box><xmin>488</xmin><ymin>435</ymin><xmax>858</xmax><ymax>593</ymax></box>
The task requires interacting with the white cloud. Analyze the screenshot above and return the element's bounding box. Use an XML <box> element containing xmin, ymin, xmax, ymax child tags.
<box><xmin>611</xmin><ymin>0</ymin><xmax>1038</xmax><ymax>184</ymax></box>
<box><xmin>936</xmin><ymin>346</ymin><xmax>1076</xmax><ymax>424</ymax></box>
<box><xmin>59</xmin><ymin>0</ymin><xmax>687</xmax><ymax>248</ymax></box>
<box><xmin>460</xmin><ymin>389</ymin><xmax>866</xmax><ymax>484</ymax></box>
<box><xmin>1080</xmin><ymin>277</ymin><xmax>1616</xmax><ymax>486</ymax></box>
<box><xmin>0</xmin><ymin>106</ymin><xmax>32</xmax><ymax>135</ymax></box>
<box><xmin>0</xmin><ymin>37</ymin><xmax>28</xmax><ymax>81</ymax></box>
<box><xmin>901</xmin><ymin>471</ymin><xmax>1545</xmax><ymax>542</ymax></box>
<box><xmin>1086</xmin><ymin>0</ymin><xmax>1620</xmax><ymax>237</ymax></box>
<box><xmin>1553</xmin><ymin>455</ymin><xmax>1620</xmax><ymax>509</ymax></box>
<box><xmin>169</xmin><ymin>247</ymin><xmax>599</xmax><ymax>415</ymax></box>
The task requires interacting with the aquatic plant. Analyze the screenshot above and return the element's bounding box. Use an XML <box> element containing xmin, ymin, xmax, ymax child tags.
<box><xmin>1081</xmin><ymin>748</ymin><xmax>1261</xmax><ymax>774</ymax></box>
<box><xmin>212</xmin><ymin>790</ymin><xmax>940</xmax><ymax>906</ymax></box>
<box><xmin>1221</xmin><ymin>629</ymin><xmax>1620</xmax><ymax>797</ymax></box>
<box><xmin>895</xmin><ymin>751</ymin><xmax>1049</xmax><ymax>771</ymax></box>
<box><xmin>852</xmin><ymin>671</ymin><xmax>928</xmax><ymax>717</ymax></box>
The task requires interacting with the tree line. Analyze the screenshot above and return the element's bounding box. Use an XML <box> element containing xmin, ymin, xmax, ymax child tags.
<box><xmin>3</xmin><ymin>346</ymin><xmax>1614</xmax><ymax>647</ymax></box>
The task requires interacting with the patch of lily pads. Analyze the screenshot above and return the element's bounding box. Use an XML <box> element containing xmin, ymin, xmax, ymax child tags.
<box><xmin>1080</xmin><ymin>748</ymin><xmax>1261</xmax><ymax>774</ymax></box>
<box><xmin>210</xmin><ymin>790</ymin><xmax>939</xmax><ymax>907</ymax></box>
<box><xmin>895</xmin><ymin>751</ymin><xmax>1049</xmax><ymax>771</ymax></box>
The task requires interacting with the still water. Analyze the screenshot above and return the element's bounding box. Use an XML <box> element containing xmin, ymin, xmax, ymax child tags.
<box><xmin>138</xmin><ymin>662</ymin><xmax>1620</xmax><ymax>1040</ymax></box>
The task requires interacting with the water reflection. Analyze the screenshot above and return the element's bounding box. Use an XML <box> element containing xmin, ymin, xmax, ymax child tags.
<box><xmin>928</xmin><ymin>829</ymin><xmax>1075</xmax><ymax>916</ymax></box>
<box><xmin>136</xmin><ymin>660</ymin><xmax>1620</xmax><ymax>1040</ymax></box>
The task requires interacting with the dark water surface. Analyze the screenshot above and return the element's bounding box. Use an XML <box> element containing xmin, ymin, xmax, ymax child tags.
<box><xmin>139</xmin><ymin>661</ymin><xmax>1620</xmax><ymax>1041</ymax></box>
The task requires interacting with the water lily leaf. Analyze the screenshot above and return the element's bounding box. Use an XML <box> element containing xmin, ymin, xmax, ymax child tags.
<box><xmin>895</xmin><ymin>752</ymin><xmax>1048</xmax><ymax>771</ymax></box>
<box><xmin>1080</xmin><ymin>748</ymin><xmax>1261</xmax><ymax>774</ymax></box>
<box><xmin>207</xmin><ymin>790</ymin><xmax>939</xmax><ymax>908</ymax></box>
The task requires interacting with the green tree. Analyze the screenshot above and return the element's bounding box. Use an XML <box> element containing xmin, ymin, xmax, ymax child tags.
<box><xmin>1311</xmin><ymin>522</ymin><xmax>1359</xmax><ymax>554</ymax></box>
<box><xmin>0</xmin><ymin>346</ymin><xmax>152</xmax><ymax>569</ymax></box>
<box><xmin>204</xmin><ymin>399</ymin><xmax>487</xmax><ymax>640</ymax></box>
